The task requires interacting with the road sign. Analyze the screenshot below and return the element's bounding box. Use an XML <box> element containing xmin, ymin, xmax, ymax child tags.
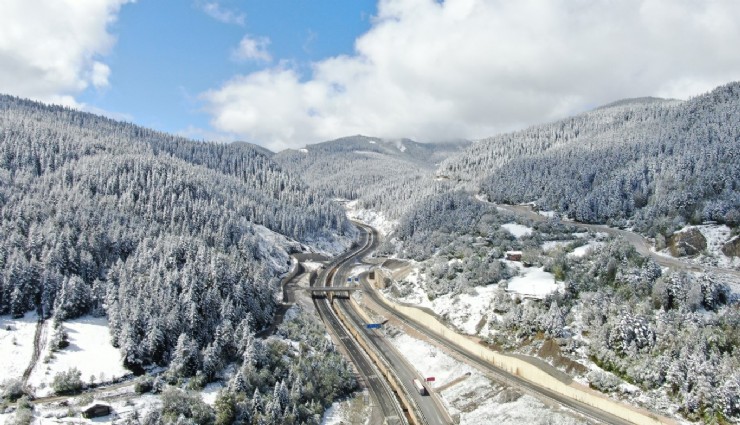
<box><xmin>426</xmin><ymin>377</ymin><xmax>436</xmax><ymax>382</ymax></box>
<box><xmin>354</xmin><ymin>276</ymin><xmax>360</xmax><ymax>283</ymax></box>
<box><xmin>366</xmin><ymin>323</ymin><xmax>382</xmax><ymax>329</ymax></box>
<box><xmin>347</xmin><ymin>277</ymin><xmax>352</xmax><ymax>282</ymax></box>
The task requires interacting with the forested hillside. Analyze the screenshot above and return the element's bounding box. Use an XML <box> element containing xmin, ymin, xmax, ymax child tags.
<box><xmin>440</xmin><ymin>83</ymin><xmax>740</xmax><ymax>235</ymax></box>
<box><xmin>274</xmin><ymin>135</ymin><xmax>469</xmax><ymax>220</ymax></box>
<box><xmin>0</xmin><ymin>95</ymin><xmax>353</xmax><ymax>374</ymax></box>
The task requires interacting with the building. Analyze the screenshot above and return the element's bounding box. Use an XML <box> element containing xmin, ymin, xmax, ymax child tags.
<box><xmin>82</xmin><ymin>402</ymin><xmax>111</xmax><ymax>419</ymax></box>
<box><xmin>505</xmin><ymin>251</ymin><xmax>523</xmax><ymax>261</ymax></box>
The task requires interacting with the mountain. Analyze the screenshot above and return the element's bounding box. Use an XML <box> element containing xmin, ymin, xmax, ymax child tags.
<box><xmin>274</xmin><ymin>135</ymin><xmax>470</xmax><ymax>220</ymax></box>
<box><xmin>439</xmin><ymin>82</ymin><xmax>740</xmax><ymax>235</ymax></box>
<box><xmin>0</xmin><ymin>94</ymin><xmax>353</xmax><ymax>374</ymax></box>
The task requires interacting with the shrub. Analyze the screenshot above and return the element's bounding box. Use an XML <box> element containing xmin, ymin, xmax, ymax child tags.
<box><xmin>1</xmin><ymin>378</ymin><xmax>25</xmax><ymax>401</ymax></box>
<box><xmin>51</xmin><ymin>367</ymin><xmax>83</xmax><ymax>395</ymax></box>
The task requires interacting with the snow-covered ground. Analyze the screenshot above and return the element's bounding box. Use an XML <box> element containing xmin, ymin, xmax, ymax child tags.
<box><xmin>387</xmin><ymin>330</ymin><xmax>587</xmax><ymax>424</ymax></box>
<box><xmin>501</xmin><ymin>223</ymin><xmax>533</xmax><ymax>238</ymax></box>
<box><xmin>542</xmin><ymin>240</ymin><xmax>571</xmax><ymax>252</ymax></box>
<box><xmin>568</xmin><ymin>241</ymin><xmax>605</xmax><ymax>258</ymax></box>
<box><xmin>671</xmin><ymin>224</ymin><xmax>739</xmax><ymax>270</ymax></box>
<box><xmin>345</xmin><ymin>199</ymin><xmax>398</xmax><ymax>237</ymax></box>
<box><xmin>0</xmin><ymin>313</ymin><xmax>39</xmax><ymax>384</ymax></box>
<box><xmin>320</xmin><ymin>392</ymin><xmax>371</xmax><ymax>425</ymax></box>
<box><xmin>506</xmin><ymin>265</ymin><xmax>559</xmax><ymax>299</ymax></box>
<box><xmin>432</xmin><ymin>285</ymin><xmax>501</xmax><ymax>336</ymax></box>
<box><xmin>385</xmin><ymin>260</ymin><xmax>560</xmax><ymax>335</ymax></box>
<box><xmin>28</xmin><ymin>316</ymin><xmax>130</xmax><ymax>397</ymax></box>
<box><xmin>201</xmin><ymin>381</ymin><xmax>225</xmax><ymax>406</ymax></box>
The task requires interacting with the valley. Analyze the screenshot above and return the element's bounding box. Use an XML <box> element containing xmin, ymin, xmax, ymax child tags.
<box><xmin>2</xmin><ymin>83</ymin><xmax>740</xmax><ymax>425</ymax></box>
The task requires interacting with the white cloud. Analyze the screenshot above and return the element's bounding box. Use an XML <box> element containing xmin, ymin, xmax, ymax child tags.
<box><xmin>232</xmin><ymin>35</ymin><xmax>272</xmax><ymax>63</ymax></box>
<box><xmin>200</xmin><ymin>1</ymin><xmax>245</xmax><ymax>26</ymax></box>
<box><xmin>201</xmin><ymin>0</ymin><xmax>740</xmax><ymax>151</ymax></box>
<box><xmin>0</xmin><ymin>0</ymin><xmax>130</xmax><ymax>107</ymax></box>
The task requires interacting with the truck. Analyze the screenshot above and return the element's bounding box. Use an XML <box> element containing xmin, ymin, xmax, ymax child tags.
<box><xmin>412</xmin><ymin>378</ymin><xmax>427</xmax><ymax>396</ymax></box>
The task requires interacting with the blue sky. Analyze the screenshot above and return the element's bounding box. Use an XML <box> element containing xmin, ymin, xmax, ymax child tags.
<box><xmin>77</xmin><ymin>0</ymin><xmax>377</xmax><ymax>137</ymax></box>
<box><xmin>3</xmin><ymin>1</ymin><xmax>740</xmax><ymax>151</ymax></box>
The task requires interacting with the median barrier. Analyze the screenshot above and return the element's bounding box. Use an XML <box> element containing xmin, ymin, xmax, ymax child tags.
<box><xmin>332</xmin><ymin>300</ymin><xmax>420</xmax><ymax>425</ymax></box>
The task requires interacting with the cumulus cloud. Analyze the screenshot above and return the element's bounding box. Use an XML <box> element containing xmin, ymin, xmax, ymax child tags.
<box><xmin>200</xmin><ymin>1</ymin><xmax>245</xmax><ymax>26</ymax></box>
<box><xmin>201</xmin><ymin>0</ymin><xmax>740</xmax><ymax>151</ymax></box>
<box><xmin>0</xmin><ymin>0</ymin><xmax>130</xmax><ymax>107</ymax></box>
<box><xmin>232</xmin><ymin>35</ymin><xmax>272</xmax><ymax>63</ymax></box>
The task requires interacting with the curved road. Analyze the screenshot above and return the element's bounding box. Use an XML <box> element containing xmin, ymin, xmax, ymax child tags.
<box><xmin>313</xmin><ymin>236</ymin><xmax>406</xmax><ymax>424</ymax></box>
<box><xmin>495</xmin><ymin>203</ymin><xmax>740</xmax><ymax>278</ymax></box>
<box><xmin>331</xmin><ymin>225</ymin><xmax>451</xmax><ymax>425</ymax></box>
<box><xmin>355</xmin><ymin>223</ymin><xmax>664</xmax><ymax>425</ymax></box>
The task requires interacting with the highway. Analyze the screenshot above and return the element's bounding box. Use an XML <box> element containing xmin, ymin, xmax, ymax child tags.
<box><xmin>330</xmin><ymin>226</ymin><xmax>452</xmax><ymax>425</ymax></box>
<box><xmin>312</xmin><ymin>236</ymin><xmax>406</xmax><ymax>425</ymax></box>
<box><xmin>354</xmin><ymin>223</ymin><xmax>661</xmax><ymax>425</ymax></box>
<box><xmin>314</xmin><ymin>224</ymin><xmax>453</xmax><ymax>425</ymax></box>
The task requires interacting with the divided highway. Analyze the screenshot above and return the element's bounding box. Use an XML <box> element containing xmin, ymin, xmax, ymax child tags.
<box><xmin>313</xmin><ymin>225</ymin><xmax>452</xmax><ymax>425</ymax></box>
<box><xmin>354</xmin><ymin>223</ymin><xmax>665</xmax><ymax>425</ymax></box>
<box><xmin>312</xmin><ymin>238</ymin><xmax>405</xmax><ymax>425</ymax></box>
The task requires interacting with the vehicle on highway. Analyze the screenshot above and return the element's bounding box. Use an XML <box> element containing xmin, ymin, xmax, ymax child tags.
<box><xmin>412</xmin><ymin>379</ymin><xmax>428</xmax><ymax>396</ymax></box>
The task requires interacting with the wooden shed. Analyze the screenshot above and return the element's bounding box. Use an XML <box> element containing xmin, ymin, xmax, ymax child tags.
<box><xmin>505</xmin><ymin>251</ymin><xmax>523</xmax><ymax>261</ymax></box>
<box><xmin>82</xmin><ymin>402</ymin><xmax>111</xmax><ymax>419</ymax></box>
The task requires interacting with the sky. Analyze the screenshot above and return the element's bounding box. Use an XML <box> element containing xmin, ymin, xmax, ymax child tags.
<box><xmin>2</xmin><ymin>0</ymin><xmax>740</xmax><ymax>152</ymax></box>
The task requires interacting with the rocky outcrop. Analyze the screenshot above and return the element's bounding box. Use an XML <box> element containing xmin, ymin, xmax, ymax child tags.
<box><xmin>667</xmin><ymin>228</ymin><xmax>707</xmax><ymax>257</ymax></box>
<box><xmin>722</xmin><ymin>236</ymin><xmax>740</xmax><ymax>257</ymax></box>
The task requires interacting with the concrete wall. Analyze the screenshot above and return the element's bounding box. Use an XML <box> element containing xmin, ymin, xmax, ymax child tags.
<box><xmin>374</xmin><ymin>293</ymin><xmax>674</xmax><ymax>425</ymax></box>
<box><xmin>333</xmin><ymin>301</ymin><xmax>420</xmax><ymax>425</ymax></box>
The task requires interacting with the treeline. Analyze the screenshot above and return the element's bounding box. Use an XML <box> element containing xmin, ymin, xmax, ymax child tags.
<box><xmin>274</xmin><ymin>135</ymin><xmax>468</xmax><ymax>220</ymax></box>
<box><xmin>440</xmin><ymin>83</ymin><xmax>740</xmax><ymax>235</ymax></box>
<box><xmin>0</xmin><ymin>95</ymin><xmax>352</xmax><ymax>373</ymax></box>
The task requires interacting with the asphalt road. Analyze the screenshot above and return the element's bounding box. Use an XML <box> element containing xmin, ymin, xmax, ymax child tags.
<box><xmin>331</xmin><ymin>229</ymin><xmax>451</xmax><ymax>425</ymax></box>
<box><xmin>313</xmin><ymin>235</ymin><xmax>406</xmax><ymax>425</ymax></box>
<box><xmin>356</xmin><ymin>224</ymin><xmax>657</xmax><ymax>425</ymax></box>
<box><xmin>495</xmin><ymin>203</ymin><xmax>740</xmax><ymax>279</ymax></box>
<box><xmin>314</xmin><ymin>296</ymin><xmax>404</xmax><ymax>424</ymax></box>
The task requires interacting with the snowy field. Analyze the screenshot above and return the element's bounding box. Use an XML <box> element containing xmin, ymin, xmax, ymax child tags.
<box><xmin>501</xmin><ymin>223</ymin><xmax>533</xmax><ymax>238</ymax></box>
<box><xmin>384</xmin><ymin>260</ymin><xmax>560</xmax><ymax>335</ymax></box>
<box><xmin>0</xmin><ymin>313</ymin><xmax>39</xmax><ymax>384</ymax></box>
<box><xmin>388</xmin><ymin>330</ymin><xmax>587</xmax><ymax>424</ymax></box>
<box><xmin>28</xmin><ymin>316</ymin><xmax>130</xmax><ymax>397</ymax></box>
<box><xmin>567</xmin><ymin>241</ymin><xmax>605</xmax><ymax>258</ymax></box>
<box><xmin>506</xmin><ymin>266</ymin><xmax>559</xmax><ymax>298</ymax></box>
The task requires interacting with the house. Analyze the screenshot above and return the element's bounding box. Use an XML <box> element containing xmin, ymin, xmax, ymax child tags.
<box><xmin>82</xmin><ymin>402</ymin><xmax>111</xmax><ymax>419</ymax></box>
<box><xmin>505</xmin><ymin>251</ymin><xmax>523</xmax><ymax>261</ymax></box>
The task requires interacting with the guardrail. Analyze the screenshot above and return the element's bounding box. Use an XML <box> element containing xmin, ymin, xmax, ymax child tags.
<box><xmin>371</xmin><ymin>286</ymin><xmax>673</xmax><ymax>425</ymax></box>
<box><xmin>313</xmin><ymin>229</ymin><xmax>413</xmax><ymax>424</ymax></box>
<box><xmin>332</xmin><ymin>300</ymin><xmax>423</xmax><ymax>425</ymax></box>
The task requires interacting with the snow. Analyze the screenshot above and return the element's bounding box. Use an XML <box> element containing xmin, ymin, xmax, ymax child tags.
<box><xmin>28</xmin><ymin>316</ymin><xmax>130</xmax><ymax>397</ymax></box>
<box><xmin>506</xmin><ymin>266</ymin><xmax>559</xmax><ymax>298</ymax></box>
<box><xmin>299</xmin><ymin>148</ymin><xmax>308</xmax><ymax>153</ymax></box>
<box><xmin>430</xmin><ymin>285</ymin><xmax>501</xmax><ymax>335</ymax></box>
<box><xmin>501</xmin><ymin>223</ymin><xmax>533</xmax><ymax>238</ymax></box>
<box><xmin>320</xmin><ymin>392</ymin><xmax>371</xmax><ymax>425</ymax></box>
<box><xmin>568</xmin><ymin>242</ymin><xmax>604</xmax><ymax>258</ymax></box>
<box><xmin>368</xmin><ymin>140</ymin><xmax>376</xmax><ymax>144</ymax></box>
<box><xmin>0</xmin><ymin>313</ymin><xmax>39</xmax><ymax>383</ymax></box>
<box><xmin>345</xmin><ymin>199</ymin><xmax>398</xmax><ymax>237</ymax></box>
<box><xmin>656</xmin><ymin>224</ymin><xmax>740</xmax><ymax>270</ymax></box>
<box><xmin>542</xmin><ymin>241</ymin><xmax>571</xmax><ymax>252</ymax></box>
<box><xmin>538</xmin><ymin>210</ymin><xmax>558</xmax><ymax>218</ymax></box>
<box><xmin>201</xmin><ymin>381</ymin><xmax>224</xmax><ymax>406</ymax></box>
<box><xmin>387</xmin><ymin>329</ymin><xmax>587</xmax><ymax>425</ymax></box>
